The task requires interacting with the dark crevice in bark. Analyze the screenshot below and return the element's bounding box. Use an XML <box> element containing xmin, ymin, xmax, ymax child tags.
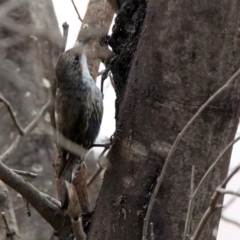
<box><xmin>108</xmin><ymin>0</ymin><xmax>146</xmax><ymax>118</ymax></box>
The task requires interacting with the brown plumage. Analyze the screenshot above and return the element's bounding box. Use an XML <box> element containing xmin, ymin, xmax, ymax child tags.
<box><xmin>55</xmin><ymin>46</ymin><xmax>103</xmax><ymax>208</ymax></box>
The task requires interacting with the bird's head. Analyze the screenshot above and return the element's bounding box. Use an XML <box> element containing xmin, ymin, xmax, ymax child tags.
<box><xmin>55</xmin><ymin>46</ymin><xmax>91</xmax><ymax>85</ymax></box>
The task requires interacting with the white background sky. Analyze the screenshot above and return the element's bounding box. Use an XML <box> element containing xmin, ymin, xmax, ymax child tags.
<box><xmin>52</xmin><ymin>1</ymin><xmax>240</xmax><ymax>239</ymax></box>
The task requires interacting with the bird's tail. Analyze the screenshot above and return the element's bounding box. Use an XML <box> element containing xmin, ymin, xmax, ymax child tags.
<box><xmin>59</xmin><ymin>154</ymin><xmax>83</xmax><ymax>210</ymax></box>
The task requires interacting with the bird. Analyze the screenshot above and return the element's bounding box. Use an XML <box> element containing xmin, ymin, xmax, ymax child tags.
<box><xmin>55</xmin><ymin>45</ymin><xmax>103</xmax><ymax>209</ymax></box>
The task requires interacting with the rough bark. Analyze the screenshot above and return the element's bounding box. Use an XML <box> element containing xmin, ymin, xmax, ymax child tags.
<box><xmin>88</xmin><ymin>1</ymin><xmax>240</xmax><ymax>240</ymax></box>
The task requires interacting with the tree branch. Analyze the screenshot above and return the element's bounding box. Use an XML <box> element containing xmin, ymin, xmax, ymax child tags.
<box><xmin>0</xmin><ymin>99</ymin><xmax>51</xmax><ymax>163</ymax></box>
<box><xmin>221</xmin><ymin>215</ymin><xmax>240</xmax><ymax>228</ymax></box>
<box><xmin>0</xmin><ymin>92</ymin><xmax>25</xmax><ymax>136</ymax></box>
<box><xmin>12</xmin><ymin>169</ymin><xmax>37</xmax><ymax>178</ymax></box>
<box><xmin>216</xmin><ymin>187</ymin><xmax>240</xmax><ymax>198</ymax></box>
<box><xmin>191</xmin><ymin>164</ymin><xmax>240</xmax><ymax>240</ymax></box>
<box><xmin>0</xmin><ymin>160</ymin><xmax>71</xmax><ymax>238</ymax></box>
<box><xmin>71</xmin><ymin>0</ymin><xmax>83</xmax><ymax>22</ymax></box>
<box><xmin>142</xmin><ymin>68</ymin><xmax>240</xmax><ymax>240</ymax></box>
<box><xmin>192</xmin><ymin>136</ymin><xmax>240</xmax><ymax>200</ymax></box>
<box><xmin>183</xmin><ymin>166</ymin><xmax>195</xmax><ymax>240</ymax></box>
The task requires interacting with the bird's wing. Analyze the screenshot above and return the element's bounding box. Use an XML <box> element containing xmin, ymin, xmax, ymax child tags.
<box><xmin>56</xmin><ymin>91</ymin><xmax>92</xmax><ymax>179</ymax></box>
<box><xmin>83</xmin><ymin>85</ymin><xmax>103</xmax><ymax>148</ymax></box>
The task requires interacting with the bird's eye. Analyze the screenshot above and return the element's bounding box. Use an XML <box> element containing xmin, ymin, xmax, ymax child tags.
<box><xmin>73</xmin><ymin>55</ymin><xmax>79</xmax><ymax>64</ymax></box>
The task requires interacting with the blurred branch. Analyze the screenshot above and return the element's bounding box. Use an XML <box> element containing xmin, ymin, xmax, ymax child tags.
<box><xmin>142</xmin><ymin>68</ymin><xmax>240</xmax><ymax>240</ymax></box>
<box><xmin>12</xmin><ymin>169</ymin><xmax>37</xmax><ymax>178</ymax></box>
<box><xmin>221</xmin><ymin>215</ymin><xmax>240</xmax><ymax>228</ymax></box>
<box><xmin>71</xmin><ymin>0</ymin><xmax>83</xmax><ymax>22</ymax></box>
<box><xmin>0</xmin><ymin>0</ymin><xmax>61</xmax><ymax>47</ymax></box>
<box><xmin>60</xmin><ymin>22</ymin><xmax>69</xmax><ymax>54</ymax></box>
<box><xmin>0</xmin><ymin>99</ymin><xmax>51</xmax><ymax>163</ymax></box>
<box><xmin>183</xmin><ymin>166</ymin><xmax>195</xmax><ymax>240</ymax></box>
<box><xmin>1</xmin><ymin>212</ymin><xmax>17</xmax><ymax>240</ymax></box>
<box><xmin>0</xmin><ymin>159</ymin><xmax>71</xmax><ymax>237</ymax></box>
<box><xmin>65</xmin><ymin>181</ymin><xmax>86</xmax><ymax>240</ymax></box>
<box><xmin>192</xmin><ymin>164</ymin><xmax>240</xmax><ymax>240</ymax></box>
<box><xmin>40</xmin><ymin>192</ymin><xmax>61</xmax><ymax>208</ymax></box>
<box><xmin>43</xmin><ymin>126</ymin><xmax>88</xmax><ymax>159</ymax></box>
<box><xmin>0</xmin><ymin>92</ymin><xmax>25</xmax><ymax>136</ymax></box>
<box><xmin>150</xmin><ymin>222</ymin><xmax>154</xmax><ymax>240</ymax></box>
<box><xmin>87</xmin><ymin>146</ymin><xmax>108</xmax><ymax>187</ymax></box>
<box><xmin>0</xmin><ymin>182</ymin><xmax>19</xmax><ymax>239</ymax></box>
<box><xmin>22</xmin><ymin>197</ymin><xmax>31</xmax><ymax>217</ymax></box>
<box><xmin>216</xmin><ymin>188</ymin><xmax>240</xmax><ymax>197</ymax></box>
<box><xmin>223</xmin><ymin>187</ymin><xmax>240</xmax><ymax>210</ymax></box>
<box><xmin>192</xmin><ymin>137</ymin><xmax>240</xmax><ymax>200</ymax></box>
<box><xmin>87</xmin><ymin>167</ymin><xmax>103</xmax><ymax>187</ymax></box>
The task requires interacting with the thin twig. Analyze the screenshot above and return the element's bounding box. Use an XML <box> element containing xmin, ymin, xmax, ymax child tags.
<box><xmin>0</xmin><ymin>159</ymin><xmax>71</xmax><ymax>233</ymax></box>
<box><xmin>87</xmin><ymin>167</ymin><xmax>103</xmax><ymax>187</ymax></box>
<box><xmin>183</xmin><ymin>166</ymin><xmax>195</xmax><ymax>240</ymax></box>
<box><xmin>223</xmin><ymin>187</ymin><xmax>240</xmax><ymax>210</ymax></box>
<box><xmin>216</xmin><ymin>187</ymin><xmax>240</xmax><ymax>198</ymax></box>
<box><xmin>0</xmin><ymin>100</ymin><xmax>51</xmax><ymax>163</ymax></box>
<box><xmin>150</xmin><ymin>222</ymin><xmax>154</xmax><ymax>240</ymax></box>
<box><xmin>87</xmin><ymin>146</ymin><xmax>108</xmax><ymax>187</ymax></box>
<box><xmin>71</xmin><ymin>0</ymin><xmax>83</xmax><ymax>22</ymax></box>
<box><xmin>192</xmin><ymin>136</ymin><xmax>240</xmax><ymax>200</ymax></box>
<box><xmin>142</xmin><ymin>68</ymin><xmax>240</xmax><ymax>240</ymax></box>
<box><xmin>40</xmin><ymin>192</ymin><xmax>61</xmax><ymax>208</ymax></box>
<box><xmin>221</xmin><ymin>215</ymin><xmax>240</xmax><ymax>228</ymax></box>
<box><xmin>191</xmin><ymin>164</ymin><xmax>240</xmax><ymax>240</ymax></box>
<box><xmin>1</xmin><ymin>212</ymin><xmax>10</xmax><ymax>231</ymax></box>
<box><xmin>43</xmin><ymin>126</ymin><xmax>88</xmax><ymax>160</ymax></box>
<box><xmin>0</xmin><ymin>92</ymin><xmax>24</xmax><ymax>135</ymax></box>
<box><xmin>22</xmin><ymin>197</ymin><xmax>31</xmax><ymax>217</ymax></box>
<box><xmin>60</xmin><ymin>22</ymin><xmax>69</xmax><ymax>54</ymax></box>
<box><xmin>12</xmin><ymin>169</ymin><xmax>37</xmax><ymax>178</ymax></box>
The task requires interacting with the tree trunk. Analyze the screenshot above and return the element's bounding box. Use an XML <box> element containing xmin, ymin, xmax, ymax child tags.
<box><xmin>88</xmin><ymin>1</ymin><xmax>240</xmax><ymax>239</ymax></box>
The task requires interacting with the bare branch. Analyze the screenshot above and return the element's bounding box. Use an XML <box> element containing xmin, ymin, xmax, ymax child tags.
<box><xmin>142</xmin><ymin>68</ymin><xmax>240</xmax><ymax>240</ymax></box>
<box><xmin>221</xmin><ymin>215</ymin><xmax>240</xmax><ymax>228</ymax></box>
<box><xmin>0</xmin><ymin>99</ymin><xmax>51</xmax><ymax>163</ymax></box>
<box><xmin>0</xmin><ymin>160</ymin><xmax>71</xmax><ymax>236</ymax></box>
<box><xmin>60</xmin><ymin>22</ymin><xmax>69</xmax><ymax>54</ymax></box>
<box><xmin>192</xmin><ymin>136</ymin><xmax>240</xmax><ymax>200</ymax></box>
<box><xmin>65</xmin><ymin>181</ymin><xmax>86</xmax><ymax>240</ymax></box>
<box><xmin>71</xmin><ymin>0</ymin><xmax>83</xmax><ymax>22</ymax></box>
<box><xmin>87</xmin><ymin>167</ymin><xmax>103</xmax><ymax>187</ymax></box>
<box><xmin>22</xmin><ymin>197</ymin><xmax>31</xmax><ymax>217</ymax></box>
<box><xmin>0</xmin><ymin>92</ymin><xmax>25</xmax><ymax>136</ymax></box>
<box><xmin>0</xmin><ymin>182</ymin><xmax>19</xmax><ymax>239</ymax></box>
<box><xmin>40</xmin><ymin>192</ymin><xmax>61</xmax><ymax>208</ymax></box>
<box><xmin>12</xmin><ymin>169</ymin><xmax>37</xmax><ymax>178</ymax></box>
<box><xmin>183</xmin><ymin>166</ymin><xmax>195</xmax><ymax>240</ymax></box>
<box><xmin>223</xmin><ymin>187</ymin><xmax>240</xmax><ymax>210</ymax></box>
<box><xmin>150</xmin><ymin>222</ymin><xmax>154</xmax><ymax>240</ymax></box>
<box><xmin>216</xmin><ymin>187</ymin><xmax>240</xmax><ymax>198</ymax></box>
<box><xmin>87</xmin><ymin>146</ymin><xmax>109</xmax><ymax>187</ymax></box>
<box><xmin>191</xmin><ymin>164</ymin><xmax>240</xmax><ymax>240</ymax></box>
<box><xmin>1</xmin><ymin>212</ymin><xmax>16</xmax><ymax>240</ymax></box>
